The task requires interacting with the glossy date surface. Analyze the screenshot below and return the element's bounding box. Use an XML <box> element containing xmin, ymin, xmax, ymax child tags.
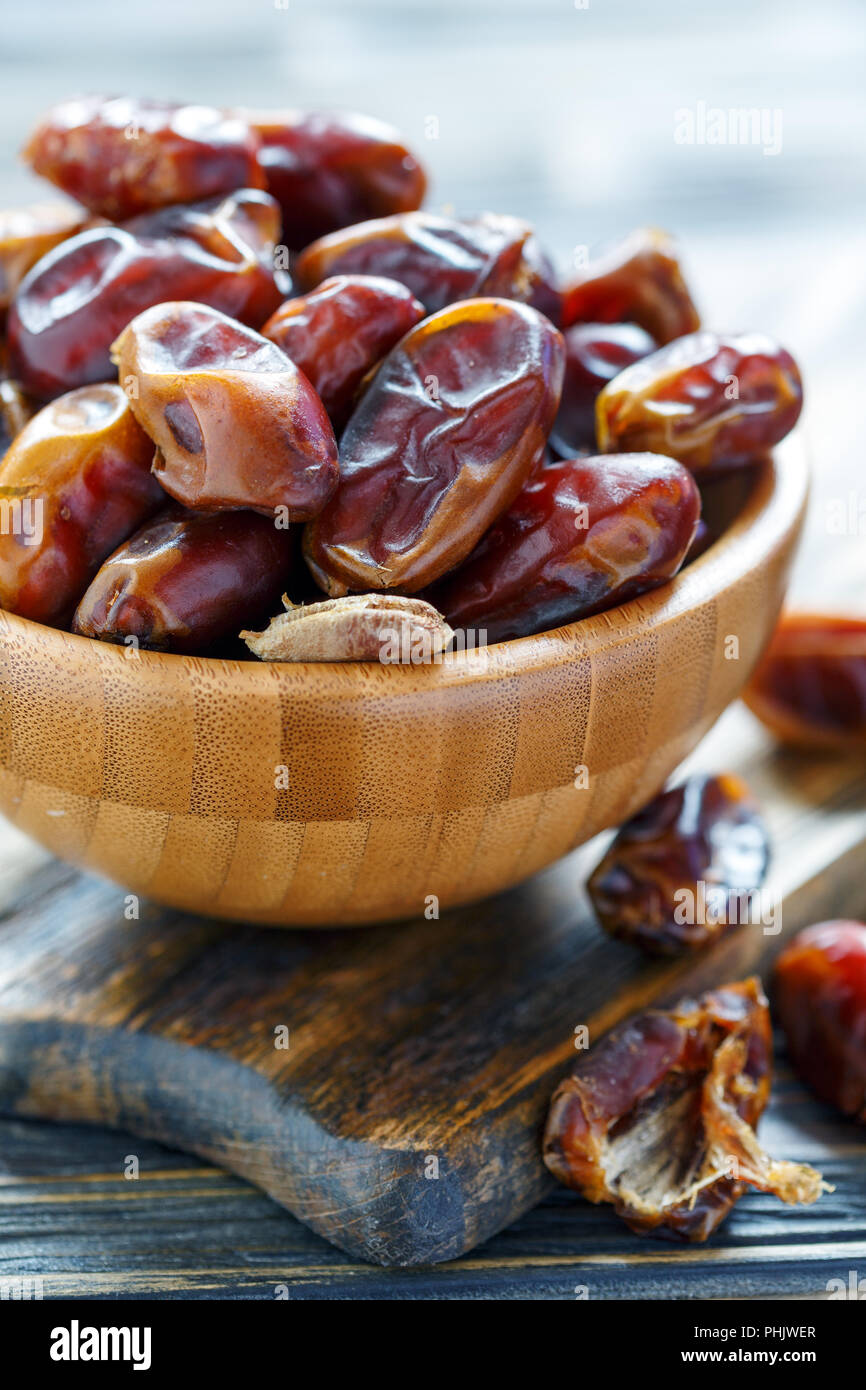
<box><xmin>774</xmin><ymin>920</ymin><xmax>866</xmax><ymax>1122</ymax></box>
<box><xmin>245</xmin><ymin>109</ymin><xmax>426</xmax><ymax>251</ymax></box>
<box><xmin>23</xmin><ymin>95</ymin><xmax>264</xmax><ymax>220</ymax></box>
<box><xmin>304</xmin><ymin>297</ymin><xmax>564</xmax><ymax>595</ymax></box>
<box><xmin>73</xmin><ymin>504</ymin><xmax>296</xmax><ymax>654</ymax></box>
<box><xmin>294</xmin><ymin>210</ymin><xmax>561</xmax><ymax>321</ymax></box>
<box><xmin>587</xmin><ymin>773</ymin><xmax>771</xmax><ymax>955</ymax></box>
<box><xmin>543</xmin><ymin>978</ymin><xmax>823</xmax><ymax>1241</ymax></box>
<box><xmin>596</xmin><ymin>330</ymin><xmax>803</xmax><ymax>474</ymax></box>
<box><xmin>428</xmin><ymin>452</ymin><xmax>700</xmax><ymax>643</ymax></box>
<box><xmin>0</xmin><ymin>202</ymin><xmax>88</xmax><ymax>310</ymax></box>
<box><xmin>743</xmin><ymin>612</ymin><xmax>866</xmax><ymax>750</ymax></box>
<box><xmin>8</xmin><ymin>189</ymin><xmax>282</xmax><ymax>399</ymax></box>
<box><xmin>0</xmin><ymin>384</ymin><xmax>163</xmax><ymax>624</ymax></box>
<box><xmin>112</xmin><ymin>301</ymin><xmax>338</xmax><ymax>518</ymax></box>
<box><xmin>261</xmin><ymin>274</ymin><xmax>425</xmax><ymax>430</ymax></box>
<box><xmin>550</xmin><ymin>321</ymin><xmax>656</xmax><ymax>457</ymax></box>
<box><xmin>562</xmin><ymin>228</ymin><xmax>700</xmax><ymax>344</ymax></box>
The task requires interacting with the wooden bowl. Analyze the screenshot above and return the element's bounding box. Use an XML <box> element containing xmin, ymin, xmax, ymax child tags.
<box><xmin>0</xmin><ymin>446</ymin><xmax>807</xmax><ymax>926</ymax></box>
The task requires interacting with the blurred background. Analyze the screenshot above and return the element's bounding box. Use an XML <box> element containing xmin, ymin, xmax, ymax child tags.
<box><xmin>2</xmin><ymin>0</ymin><xmax>864</xmax><ymax>597</ymax></box>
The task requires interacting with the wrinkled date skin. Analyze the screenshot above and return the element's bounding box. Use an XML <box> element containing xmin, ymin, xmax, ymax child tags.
<box><xmin>597</xmin><ymin>331</ymin><xmax>803</xmax><ymax>475</ymax></box>
<box><xmin>244</xmin><ymin>109</ymin><xmax>426</xmax><ymax>251</ymax></box>
<box><xmin>0</xmin><ymin>384</ymin><xmax>163</xmax><ymax>624</ymax></box>
<box><xmin>428</xmin><ymin>453</ymin><xmax>700</xmax><ymax>643</ymax></box>
<box><xmin>550</xmin><ymin>321</ymin><xmax>656</xmax><ymax>457</ymax></box>
<box><xmin>261</xmin><ymin>274</ymin><xmax>425</xmax><ymax>431</ymax></box>
<box><xmin>304</xmin><ymin>298</ymin><xmax>565</xmax><ymax>595</ymax></box>
<box><xmin>8</xmin><ymin>189</ymin><xmax>283</xmax><ymax>399</ymax></box>
<box><xmin>23</xmin><ymin>95</ymin><xmax>264</xmax><ymax>220</ymax></box>
<box><xmin>562</xmin><ymin>228</ymin><xmax>700</xmax><ymax>344</ymax></box>
<box><xmin>587</xmin><ymin>773</ymin><xmax>771</xmax><ymax>955</ymax></box>
<box><xmin>294</xmin><ymin>210</ymin><xmax>562</xmax><ymax>322</ymax></box>
<box><xmin>73</xmin><ymin>505</ymin><xmax>296</xmax><ymax>654</ymax></box>
<box><xmin>0</xmin><ymin>202</ymin><xmax>89</xmax><ymax>310</ymax></box>
<box><xmin>113</xmin><ymin>301</ymin><xmax>338</xmax><ymax>518</ymax></box>
<box><xmin>543</xmin><ymin>978</ymin><xmax>825</xmax><ymax>1241</ymax></box>
<box><xmin>774</xmin><ymin>921</ymin><xmax>866</xmax><ymax>1122</ymax></box>
<box><xmin>743</xmin><ymin>612</ymin><xmax>866</xmax><ymax>750</ymax></box>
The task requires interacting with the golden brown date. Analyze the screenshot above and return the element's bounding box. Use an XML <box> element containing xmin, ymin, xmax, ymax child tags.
<box><xmin>0</xmin><ymin>384</ymin><xmax>163</xmax><ymax>625</ymax></box>
<box><xmin>111</xmin><ymin>301</ymin><xmax>338</xmax><ymax>519</ymax></box>
<box><xmin>261</xmin><ymin>275</ymin><xmax>425</xmax><ymax>431</ymax></box>
<box><xmin>562</xmin><ymin>228</ymin><xmax>700</xmax><ymax>343</ymax></box>
<box><xmin>294</xmin><ymin>210</ymin><xmax>561</xmax><ymax>320</ymax></box>
<box><xmin>73</xmin><ymin>505</ymin><xmax>296</xmax><ymax>654</ymax></box>
<box><xmin>0</xmin><ymin>379</ymin><xmax>33</xmax><ymax>460</ymax></box>
<box><xmin>0</xmin><ymin>202</ymin><xmax>88</xmax><ymax>310</ymax></box>
<box><xmin>428</xmin><ymin>453</ymin><xmax>700</xmax><ymax>643</ymax></box>
<box><xmin>244</xmin><ymin>109</ymin><xmax>426</xmax><ymax>251</ymax></box>
<box><xmin>543</xmin><ymin>978</ymin><xmax>825</xmax><ymax>1241</ymax></box>
<box><xmin>743</xmin><ymin>612</ymin><xmax>866</xmax><ymax>750</ymax></box>
<box><xmin>587</xmin><ymin>773</ymin><xmax>771</xmax><ymax>955</ymax></box>
<box><xmin>23</xmin><ymin>95</ymin><xmax>264</xmax><ymax>220</ymax></box>
<box><xmin>8</xmin><ymin>189</ymin><xmax>283</xmax><ymax>400</ymax></box>
<box><xmin>774</xmin><ymin>920</ymin><xmax>866</xmax><ymax>1122</ymax></box>
<box><xmin>596</xmin><ymin>331</ymin><xmax>803</xmax><ymax>475</ymax></box>
<box><xmin>304</xmin><ymin>297</ymin><xmax>565</xmax><ymax>595</ymax></box>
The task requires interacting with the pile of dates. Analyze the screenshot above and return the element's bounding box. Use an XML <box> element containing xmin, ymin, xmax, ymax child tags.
<box><xmin>0</xmin><ymin>94</ymin><xmax>805</xmax><ymax>657</ymax></box>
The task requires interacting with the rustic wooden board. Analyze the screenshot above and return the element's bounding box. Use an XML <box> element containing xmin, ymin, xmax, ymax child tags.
<box><xmin>0</xmin><ymin>704</ymin><xmax>864</xmax><ymax>1268</ymax></box>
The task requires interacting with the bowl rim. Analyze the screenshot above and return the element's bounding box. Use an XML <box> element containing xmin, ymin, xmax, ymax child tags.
<box><xmin>0</xmin><ymin>441</ymin><xmax>809</xmax><ymax>699</ymax></box>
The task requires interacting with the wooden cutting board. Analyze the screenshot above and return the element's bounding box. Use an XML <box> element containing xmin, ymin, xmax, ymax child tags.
<box><xmin>0</xmin><ymin>703</ymin><xmax>863</xmax><ymax>1267</ymax></box>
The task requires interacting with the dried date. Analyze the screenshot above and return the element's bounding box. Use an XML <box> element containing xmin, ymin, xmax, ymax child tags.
<box><xmin>543</xmin><ymin>978</ymin><xmax>825</xmax><ymax>1241</ymax></box>
<box><xmin>294</xmin><ymin>210</ymin><xmax>561</xmax><ymax>320</ymax></box>
<box><xmin>8</xmin><ymin>189</ymin><xmax>282</xmax><ymax>399</ymax></box>
<box><xmin>0</xmin><ymin>202</ymin><xmax>88</xmax><ymax>310</ymax></box>
<box><xmin>261</xmin><ymin>275</ymin><xmax>425</xmax><ymax>431</ymax></box>
<box><xmin>587</xmin><ymin>773</ymin><xmax>771</xmax><ymax>955</ymax></box>
<box><xmin>73</xmin><ymin>505</ymin><xmax>296</xmax><ymax>654</ymax></box>
<box><xmin>23</xmin><ymin>95</ymin><xmax>263</xmax><ymax>220</ymax></box>
<box><xmin>244</xmin><ymin>109</ymin><xmax>426</xmax><ymax>251</ymax></box>
<box><xmin>112</xmin><ymin>301</ymin><xmax>338</xmax><ymax>518</ymax></box>
<box><xmin>427</xmin><ymin>453</ymin><xmax>700</xmax><ymax>643</ymax></box>
<box><xmin>0</xmin><ymin>384</ymin><xmax>163</xmax><ymax>624</ymax></box>
<box><xmin>243</xmin><ymin>593</ymin><xmax>454</xmax><ymax>663</ymax></box>
<box><xmin>774</xmin><ymin>920</ymin><xmax>866</xmax><ymax>1122</ymax></box>
<box><xmin>304</xmin><ymin>297</ymin><xmax>564</xmax><ymax>595</ymax></box>
<box><xmin>743</xmin><ymin>612</ymin><xmax>866</xmax><ymax>750</ymax></box>
<box><xmin>596</xmin><ymin>330</ymin><xmax>803</xmax><ymax>475</ymax></box>
<box><xmin>550</xmin><ymin>321</ymin><xmax>656</xmax><ymax>457</ymax></box>
<box><xmin>562</xmin><ymin>228</ymin><xmax>700</xmax><ymax>344</ymax></box>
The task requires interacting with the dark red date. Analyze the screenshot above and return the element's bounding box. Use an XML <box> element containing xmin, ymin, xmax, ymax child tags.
<box><xmin>774</xmin><ymin>920</ymin><xmax>866</xmax><ymax>1122</ymax></box>
<box><xmin>543</xmin><ymin>978</ymin><xmax>824</xmax><ymax>1240</ymax></box>
<box><xmin>587</xmin><ymin>773</ymin><xmax>771</xmax><ymax>955</ymax></box>
<box><xmin>294</xmin><ymin>210</ymin><xmax>561</xmax><ymax>321</ymax></box>
<box><xmin>304</xmin><ymin>298</ymin><xmax>564</xmax><ymax>595</ymax></box>
<box><xmin>244</xmin><ymin>109</ymin><xmax>426</xmax><ymax>251</ymax></box>
<box><xmin>550</xmin><ymin>321</ymin><xmax>656</xmax><ymax>457</ymax></box>
<box><xmin>743</xmin><ymin>612</ymin><xmax>866</xmax><ymax>750</ymax></box>
<box><xmin>597</xmin><ymin>331</ymin><xmax>803</xmax><ymax>475</ymax></box>
<box><xmin>112</xmin><ymin>301</ymin><xmax>338</xmax><ymax>519</ymax></box>
<box><xmin>562</xmin><ymin>228</ymin><xmax>700</xmax><ymax>344</ymax></box>
<box><xmin>73</xmin><ymin>505</ymin><xmax>296</xmax><ymax>654</ymax></box>
<box><xmin>261</xmin><ymin>275</ymin><xmax>425</xmax><ymax>431</ymax></box>
<box><xmin>8</xmin><ymin>189</ymin><xmax>282</xmax><ymax>399</ymax></box>
<box><xmin>428</xmin><ymin>453</ymin><xmax>700</xmax><ymax>643</ymax></box>
<box><xmin>23</xmin><ymin>95</ymin><xmax>264</xmax><ymax>220</ymax></box>
<box><xmin>0</xmin><ymin>202</ymin><xmax>89</xmax><ymax>310</ymax></box>
<box><xmin>0</xmin><ymin>384</ymin><xmax>163</xmax><ymax>624</ymax></box>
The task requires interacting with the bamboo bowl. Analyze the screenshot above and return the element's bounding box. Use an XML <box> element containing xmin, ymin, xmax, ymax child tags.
<box><xmin>0</xmin><ymin>445</ymin><xmax>807</xmax><ymax>926</ymax></box>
